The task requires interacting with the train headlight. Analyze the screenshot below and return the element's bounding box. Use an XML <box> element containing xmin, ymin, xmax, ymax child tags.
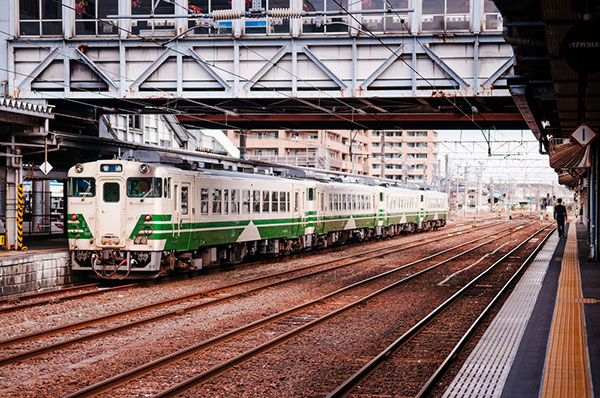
<box><xmin>74</xmin><ymin>164</ymin><xmax>84</xmax><ymax>173</ymax></box>
<box><xmin>139</xmin><ymin>164</ymin><xmax>150</xmax><ymax>174</ymax></box>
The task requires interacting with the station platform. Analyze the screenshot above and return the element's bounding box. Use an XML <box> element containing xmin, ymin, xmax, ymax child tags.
<box><xmin>444</xmin><ymin>222</ymin><xmax>598</xmax><ymax>398</ymax></box>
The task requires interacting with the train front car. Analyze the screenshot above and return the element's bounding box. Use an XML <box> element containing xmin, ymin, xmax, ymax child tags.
<box><xmin>68</xmin><ymin>161</ymin><xmax>169</xmax><ymax>279</ymax></box>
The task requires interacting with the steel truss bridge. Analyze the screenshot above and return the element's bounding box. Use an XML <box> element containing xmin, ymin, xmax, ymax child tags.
<box><xmin>9</xmin><ymin>34</ymin><xmax>521</xmax><ymax>131</ymax></box>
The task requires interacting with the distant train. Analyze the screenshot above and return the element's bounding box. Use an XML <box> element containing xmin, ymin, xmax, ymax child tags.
<box><xmin>67</xmin><ymin>160</ymin><xmax>448</xmax><ymax>279</ymax></box>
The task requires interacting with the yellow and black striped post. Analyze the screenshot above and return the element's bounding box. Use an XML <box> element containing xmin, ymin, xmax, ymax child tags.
<box><xmin>16</xmin><ymin>183</ymin><xmax>23</xmax><ymax>250</ymax></box>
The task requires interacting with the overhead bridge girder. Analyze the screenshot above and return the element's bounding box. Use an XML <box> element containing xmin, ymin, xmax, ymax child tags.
<box><xmin>9</xmin><ymin>35</ymin><xmax>514</xmax><ymax>101</ymax></box>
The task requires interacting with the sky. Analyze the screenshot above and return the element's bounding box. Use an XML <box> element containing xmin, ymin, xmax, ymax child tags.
<box><xmin>436</xmin><ymin>129</ymin><xmax>559</xmax><ymax>185</ymax></box>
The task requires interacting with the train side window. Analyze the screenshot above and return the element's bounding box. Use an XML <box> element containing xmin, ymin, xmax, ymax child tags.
<box><xmin>380</xmin><ymin>192</ymin><xmax>384</xmax><ymax>201</ymax></box>
<box><xmin>294</xmin><ymin>191</ymin><xmax>299</xmax><ymax>212</ymax></box>
<box><xmin>421</xmin><ymin>195</ymin><xmax>424</xmax><ymax>202</ymax></box>
<box><xmin>224</xmin><ymin>189</ymin><xmax>229</xmax><ymax>215</ymax></box>
<box><xmin>242</xmin><ymin>190</ymin><xmax>250</xmax><ymax>214</ymax></box>
<box><xmin>308</xmin><ymin>188</ymin><xmax>314</xmax><ymax>201</ymax></box>
<box><xmin>253</xmin><ymin>190</ymin><xmax>261</xmax><ymax>213</ymax></box>
<box><xmin>263</xmin><ymin>191</ymin><xmax>270</xmax><ymax>212</ymax></box>
<box><xmin>280</xmin><ymin>192</ymin><xmax>286</xmax><ymax>212</ymax></box>
<box><xmin>334</xmin><ymin>194</ymin><xmax>339</xmax><ymax>211</ymax></box>
<box><xmin>231</xmin><ymin>189</ymin><xmax>239</xmax><ymax>214</ymax></box>
<box><xmin>181</xmin><ymin>187</ymin><xmax>189</xmax><ymax>215</ymax></box>
<box><xmin>212</xmin><ymin>189</ymin><xmax>222</xmax><ymax>215</ymax></box>
<box><xmin>319</xmin><ymin>192</ymin><xmax>324</xmax><ymax>212</ymax></box>
<box><xmin>200</xmin><ymin>188</ymin><xmax>209</xmax><ymax>215</ymax></box>
<box><xmin>329</xmin><ymin>193</ymin><xmax>332</xmax><ymax>210</ymax></box>
<box><xmin>341</xmin><ymin>194</ymin><xmax>346</xmax><ymax>210</ymax></box>
<box><xmin>286</xmin><ymin>192</ymin><xmax>290</xmax><ymax>212</ymax></box>
<box><xmin>103</xmin><ymin>182</ymin><xmax>120</xmax><ymax>203</ymax></box>
<box><xmin>271</xmin><ymin>191</ymin><xmax>278</xmax><ymax>212</ymax></box>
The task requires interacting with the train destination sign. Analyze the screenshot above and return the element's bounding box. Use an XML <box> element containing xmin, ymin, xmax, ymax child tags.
<box><xmin>570</xmin><ymin>123</ymin><xmax>598</xmax><ymax>148</ymax></box>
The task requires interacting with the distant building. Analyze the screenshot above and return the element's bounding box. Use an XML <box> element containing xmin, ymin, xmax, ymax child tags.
<box><xmin>226</xmin><ymin>129</ymin><xmax>438</xmax><ymax>182</ymax></box>
<box><xmin>100</xmin><ymin>114</ymin><xmax>239</xmax><ymax>157</ymax></box>
<box><xmin>226</xmin><ymin>130</ymin><xmax>371</xmax><ymax>175</ymax></box>
<box><xmin>369</xmin><ymin>130</ymin><xmax>438</xmax><ymax>184</ymax></box>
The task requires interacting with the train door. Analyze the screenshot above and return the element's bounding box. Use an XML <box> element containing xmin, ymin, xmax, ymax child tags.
<box><xmin>317</xmin><ymin>190</ymin><xmax>325</xmax><ymax>234</ymax></box>
<box><xmin>293</xmin><ymin>188</ymin><xmax>302</xmax><ymax>236</ymax></box>
<box><xmin>419</xmin><ymin>194</ymin><xmax>425</xmax><ymax>225</ymax></box>
<box><xmin>97</xmin><ymin>177</ymin><xmax>125</xmax><ymax>247</ymax></box>
<box><xmin>177</xmin><ymin>181</ymin><xmax>192</xmax><ymax>248</ymax></box>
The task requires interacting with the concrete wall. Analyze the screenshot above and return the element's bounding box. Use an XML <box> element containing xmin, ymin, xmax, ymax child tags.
<box><xmin>0</xmin><ymin>251</ymin><xmax>82</xmax><ymax>297</ymax></box>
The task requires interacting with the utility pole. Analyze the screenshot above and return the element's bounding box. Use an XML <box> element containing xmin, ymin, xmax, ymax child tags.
<box><xmin>349</xmin><ymin>130</ymin><xmax>354</xmax><ymax>174</ymax></box>
<box><xmin>380</xmin><ymin>131</ymin><xmax>385</xmax><ymax>179</ymax></box>
<box><xmin>445</xmin><ymin>154</ymin><xmax>450</xmax><ymax>201</ymax></box>
<box><xmin>464</xmin><ymin>166</ymin><xmax>468</xmax><ymax>216</ymax></box>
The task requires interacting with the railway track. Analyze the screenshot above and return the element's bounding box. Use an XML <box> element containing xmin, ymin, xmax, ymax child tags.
<box><xmin>0</xmin><ymin>217</ymin><xmax>502</xmax><ymax>315</ymax></box>
<box><xmin>327</xmin><ymin>226</ymin><xmax>554</xmax><ymax>397</ymax></box>
<box><xmin>57</xmin><ymin>222</ymin><xmax>539</xmax><ymax>397</ymax></box>
<box><xmin>0</xmin><ymin>220</ymin><xmax>508</xmax><ymax>366</ymax></box>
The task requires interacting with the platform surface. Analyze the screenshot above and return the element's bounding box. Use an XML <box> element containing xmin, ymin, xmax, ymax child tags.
<box><xmin>444</xmin><ymin>222</ymin><xmax>597</xmax><ymax>398</ymax></box>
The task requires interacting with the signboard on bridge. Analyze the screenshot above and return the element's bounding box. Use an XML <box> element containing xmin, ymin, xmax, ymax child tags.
<box><xmin>570</xmin><ymin>123</ymin><xmax>598</xmax><ymax>148</ymax></box>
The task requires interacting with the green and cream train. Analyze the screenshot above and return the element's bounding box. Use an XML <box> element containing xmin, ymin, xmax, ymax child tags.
<box><xmin>68</xmin><ymin>159</ymin><xmax>448</xmax><ymax>279</ymax></box>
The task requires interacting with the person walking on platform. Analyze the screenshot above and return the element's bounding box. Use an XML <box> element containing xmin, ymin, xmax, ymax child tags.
<box><xmin>554</xmin><ymin>198</ymin><xmax>567</xmax><ymax>238</ymax></box>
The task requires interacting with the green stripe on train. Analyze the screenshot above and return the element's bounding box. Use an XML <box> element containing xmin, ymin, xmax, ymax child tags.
<box><xmin>67</xmin><ymin>214</ymin><xmax>93</xmax><ymax>240</ymax></box>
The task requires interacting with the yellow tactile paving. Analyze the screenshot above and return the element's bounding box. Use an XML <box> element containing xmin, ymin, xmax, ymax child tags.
<box><xmin>541</xmin><ymin>225</ymin><xmax>592</xmax><ymax>398</ymax></box>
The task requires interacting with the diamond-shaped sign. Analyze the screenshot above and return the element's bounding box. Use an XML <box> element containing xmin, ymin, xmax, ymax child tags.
<box><xmin>39</xmin><ymin>161</ymin><xmax>53</xmax><ymax>175</ymax></box>
<box><xmin>570</xmin><ymin>122</ymin><xmax>598</xmax><ymax>148</ymax></box>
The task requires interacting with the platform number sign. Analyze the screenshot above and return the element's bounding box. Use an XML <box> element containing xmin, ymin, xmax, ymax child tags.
<box><xmin>570</xmin><ymin>123</ymin><xmax>598</xmax><ymax>148</ymax></box>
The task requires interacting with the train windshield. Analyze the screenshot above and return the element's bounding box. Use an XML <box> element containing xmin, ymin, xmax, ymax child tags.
<box><xmin>68</xmin><ymin>177</ymin><xmax>96</xmax><ymax>197</ymax></box>
<box><xmin>127</xmin><ymin>178</ymin><xmax>162</xmax><ymax>198</ymax></box>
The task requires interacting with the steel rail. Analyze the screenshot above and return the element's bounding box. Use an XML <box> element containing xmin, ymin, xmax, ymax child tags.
<box><xmin>327</xmin><ymin>225</ymin><xmax>552</xmax><ymax>398</ymax></box>
<box><xmin>0</xmin><ymin>221</ymin><xmax>502</xmax><ymax>351</ymax></box>
<box><xmin>150</xmin><ymin>224</ymin><xmax>537</xmax><ymax>398</ymax></box>
<box><xmin>0</xmin><ymin>283</ymin><xmax>100</xmax><ymax>304</ymax></box>
<box><xmin>67</xmin><ymin>223</ymin><xmax>533</xmax><ymax>398</ymax></box>
<box><xmin>0</xmin><ymin>282</ymin><xmax>143</xmax><ymax>314</ymax></box>
<box><xmin>414</xmin><ymin>226</ymin><xmax>556</xmax><ymax>398</ymax></box>
<box><xmin>0</xmin><ymin>222</ymin><xmax>506</xmax><ymax>365</ymax></box>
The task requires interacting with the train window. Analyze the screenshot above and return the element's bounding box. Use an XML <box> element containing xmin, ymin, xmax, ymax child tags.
<box><xmin>271</xmin><ymin>191</ymin><xmax>278</xmax><ymax>212</ymax></box>
<box><xmin>341</xmin><ymin>194</ymin><xmax>345</xmax><ymax>210</ymax></box>
<box><xmin>181</xmin><ymin>187</ymin><xmax>189</xmax><ymax>215</ymax></box>
<box><xmin>224</xmin><ymin>189</ymin><xmax>229</xmax><ymax>215</ymax></box>
<box><xmin>212</xmin><ymin>189</ymin><xmax>222</xmax><ymax>215</ymax></box>
<box><xmin>334</xmin><ymin>194</ymin><xmax>339</xmax><ymax>211</ymax></box>
<box><xmin>329</xmin><ymin>193</ymin><xmax>332</xmax><ymax>210</ymax></box>
<box><xmin>127</xmin><ymin>178</ymin><xmax>162</xmax><ymax>198</ymax></box>
<box><xmin>380</xmin><ymin>192</ymin><xmax>384</xmax><ymax>201</ymax></box>
<box><xmin>308</xmin><ymin>188</ymin><xmax>314</xmax><ymax>201</ymax></box>
<box><xmin>231</xmin><ymin>189</ymin><xmax>239</xmax><ymax>214</ymax></box>
<box><xmin>263</xmin><ymin>191</ymin><xmax>270</xmax><ymax>212</ymax></box>
<box><xmin>421</xmin><ymin>195</ymin><xmax>424</xmax><ymax>202</ymax></box>
<box><xmin>242</xmin><ymin>190</ymin><xmax>250</xmax><ymax>214</ymax></box>
<box><xmin>69</xmin><ymin>177</ymin><xmax>95</xmax><ymax>197</ymax></box>
<box><xmin>103</xmin><ymin>182</ymin><xmax>119</xmax><ymax>203</ymax></box>
<box><xmin>253</xmin><ymin>190</ymin><xmax>261</xmax><ymax>213</ymax></box>
<box><xmin>163</xmin><ymin>178</ymin><xmax>171</xmax><ymax>199</ymax></box>
<box><xmin>200</xmin><ymin>188</ymin><xmax>209</xmax><ymax>215</ymax></box>
<box><xmin>319</xmin><ymin>192</ymin><xmax>324</xmax><ymax>212</ymax></box>
<box><xmin>280</xmin><ymin>192</ymin><xmax>286</xmax><ymax>212</ymax></box>
<box><xmin>287</xmin><ymin>192</ymin><xmax>290</xmax><ymax>212</ymax></box>
<box><xmin>294</xmin><ymin>191</ymin><xmax>299</xmax><ymax>212</ymax></box>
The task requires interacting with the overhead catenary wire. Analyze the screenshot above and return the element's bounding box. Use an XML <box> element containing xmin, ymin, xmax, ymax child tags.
<box><xmin>44</xmin><ymin>0</ymin><xmax>386</xmax><ymax>133</ymax></box>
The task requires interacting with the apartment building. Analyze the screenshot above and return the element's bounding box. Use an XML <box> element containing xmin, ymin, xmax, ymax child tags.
<box><xmin>226</xmin><ymin>130</ymin><xmax>371</xmax><ymax>175</ymax></box>
<box><xmin>226</xmin><ymin>129</ymin><xmax>438</xmax><ymax>183</ymax></box>
<box><xmin>369</xmin><ymin>130</ymin><xmax>438</xmax><ymax>184</ymax></box>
